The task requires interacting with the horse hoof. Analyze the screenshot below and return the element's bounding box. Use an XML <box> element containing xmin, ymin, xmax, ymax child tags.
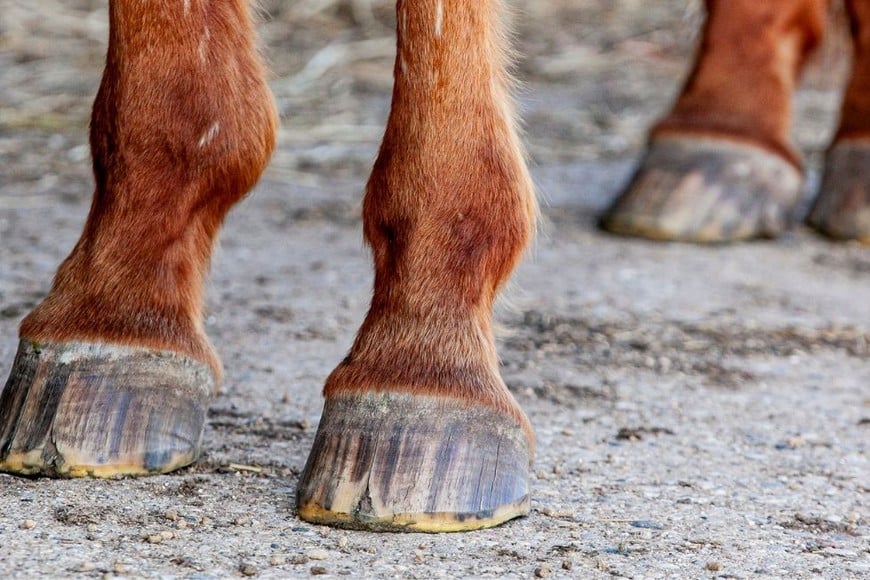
<box><xmin>601</xmin><ymin>135</ymin><xmax>804</xmax><ymax>242</ymax></box>
<box><xmin>0</xmin><ymin>340</ymin><xmax>214</xmax><ymax>477</ymax></box>
<box><xmin>808</xmin><ymin>141</ymin><xmax>870</xmax><ymax>243</ymax></box>
<box><xmin>296</xmin><ymin>392</ymin><xmax>532</xmax><ymax>532</ymax></box>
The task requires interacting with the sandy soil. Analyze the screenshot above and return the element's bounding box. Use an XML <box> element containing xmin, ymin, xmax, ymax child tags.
<box><xmin>1</xmin><ymin>1</ymin><xmax>868</xmax><ymax>578</ymax></box>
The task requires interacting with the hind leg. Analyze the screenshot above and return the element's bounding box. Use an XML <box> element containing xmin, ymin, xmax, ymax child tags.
<box><xmin>603</xmin><ymin>0</ymin><xmax>829</xmax><ymax>242</ymax></box>
<box><xmin>809</xmin><ymin>0</ymin><xmax>870</xmax><ymax>242</ymax></box>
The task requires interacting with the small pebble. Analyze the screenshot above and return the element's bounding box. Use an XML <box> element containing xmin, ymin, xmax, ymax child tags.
<box><xmin>706</xmin><ymin>561</ymin><xmax>722</xmax><ymax>572</ymax></box>
<box><xmin>74</xmin><ymin>562</ymin><xmax>96</xmax><ymax>573</ymax></box>
<box><xmin>535</xmin><ymin>565</ymin><xmax>552</xmax><ymax>578</ymax></box>
<box><xmin>234</xmin><ymin>516</ymin><xmax>251</xmax><ymax>526</ymax></box>
<box><xmin>310</xmin><ymin>566</ymin><xmax>328</xmax><ymax>576</ymax></box>
<box><xmin>307</xmin><ymin>549</ymin><xmax>329</xmax><ymax>561</ymax></box>
<box><xmin>337</xmin><ymin>536</ymin><xmax>348</xmax><ymax>550</ymax></box>
<box><xmin>562</xmin><ymin>559</ymin><xmax>573</xmax><ymax>570</ymax></box>
<box><xmin>113</xmin><ymin>562</ymin><xmax>127</xmax><ymax>574</ymax></box>
<box><xmin>147</xmin><ymin>534</ymin><xmax>163</xmax><ymax>544</ymax></box>
<box><xmin>160</xmin><ymin>530</ymin><xmax>174</xmax><ymax>541</ymax></box>
<box><xmin>540</xmin><ymin>507</ymin><xmax>574</xmax><ymax>519</ymax></box>
<box><xmin>164</xmin><ymin>508</ymin><xmax>179</xmax><ymax>522</ymax></box>
<box><xmin>269</xmin><ymin>555</ymin><xmax>286</xmax><ymax>566</ymax></box>
<box><xmin>240</xmin><ymin>563</ymin><xmax>257</xmax><ymax>576</ymax></box>
<box><xmin>86</xmin><ymin>523</ymin><xmax>98</xmax><ymax>533</ymax></box>
<box><xmin>630</xmin><ymin>520</ymin><xmax>664</xmax><ymax>530</ymax></box>
<box><xmin>290</xmin><ymin>555</ymin><xmax>310</xmax><ymax>565</ymax></box>
<box><xmin>19</xmin><ymin>519</ymin><xmax>36</xmax><ymax>530</ymax></box>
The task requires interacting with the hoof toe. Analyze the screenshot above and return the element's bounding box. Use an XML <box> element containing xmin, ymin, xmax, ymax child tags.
<box><xmin>601</xmin><ymin>136</ymin><xmax>804</xmax><ymax>242</ymax></box>
<box><xmin>296</xmin><ymin>393</ymin><xmax>532</xmax><ymax>532</ymax></box>
<box><xmin>0</xmin><ymin>340</ymin><xmax>214</xmax><ymax>477</ymax></box>
<box><xmin>808</xmin><ymin>141</ymin><xmax>870</xmax><ymax>243</ymax></box>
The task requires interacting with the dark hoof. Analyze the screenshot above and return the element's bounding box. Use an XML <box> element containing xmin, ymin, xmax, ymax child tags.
<box><xmin>808</xmin><ymin>141</ymin><xmax>870</xmax><ymax>243</ymax></box>
<box><xmin>0</xmin><ymin>340</ymin><xmax>214</xmax><ymax>477</ymax></box>
<box><xmin>296</xmin><ymin>393</ymin><xmax>532</xmax><ymax>532</ymax></box>
<box><xmin>601</xmin><ymin>136</ymin><xmax>804</xmax><ymax>242</ymax></box>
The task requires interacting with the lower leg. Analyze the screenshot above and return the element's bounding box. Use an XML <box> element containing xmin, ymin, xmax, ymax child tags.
<box><xmin>0</xmin><ymin>0</ymin><xmax>277</xmax><ymax>476</ymax></box>
<box><xmin>297</xmin><ymin>0</ymin><xmax>536</xmax><ymax>531</ymax></box>
<box><xmin>809</xmin><ymin>0</ymin><xmax>870</xmax><ymax>241</ymax></box>
<box><xmin>603</xmin><ymin>0</ymin><xmax>829</xmax><ymax>242</ymax></box>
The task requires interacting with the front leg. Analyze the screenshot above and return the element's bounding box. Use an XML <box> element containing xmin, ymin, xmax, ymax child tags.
<box><xmin>296</xmin><ymin>0</ymin><xmax>536</xmax><ymax>531</ymax></box>
<box><xmin>0</xmin><ymin>0</ymin><xmax>277</xmax><ymax>477</ymax></box>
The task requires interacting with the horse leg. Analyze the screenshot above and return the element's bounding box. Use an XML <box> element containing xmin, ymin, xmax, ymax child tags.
<box><xmin>808</xmin><ymin>0</ymin><xmax>870</xmax><ymax>242</ymax></box>
<box><xmin>603</xmin><ymin>0</ymin><xmax>829</xmax><ymax>242</ymax></box>
<box><xmin>296</xmin><ymin>0</ymin><xmax>536</xmax><ymax>532</ymax></box>
<box><xmin>0</xmin><ymin>0</ymin><xmax>277</xmax><ymax>476</ymax></box>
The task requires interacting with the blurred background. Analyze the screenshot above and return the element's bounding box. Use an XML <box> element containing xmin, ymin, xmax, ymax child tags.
<box><xmin>0</xmin><ymin>0</ymin><xmax>851</xmax><ymax>208</ymax></box>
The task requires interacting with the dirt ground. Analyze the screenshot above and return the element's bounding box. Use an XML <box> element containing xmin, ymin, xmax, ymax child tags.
<box><xmin>1</xmin><ymin>1</ymin><xmax>868</xmax><ymax>578</ymax></box>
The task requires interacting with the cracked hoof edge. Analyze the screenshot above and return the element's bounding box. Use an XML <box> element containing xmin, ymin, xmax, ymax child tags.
<box><xmin>296</xmin><ymin>392</ymin><xmax>532</xmax><ymax>532</ymax></box>
<box><xmin>0</xmin><ymin>340</ymin><xmax>213</xmax><ymax>477</ymax></box>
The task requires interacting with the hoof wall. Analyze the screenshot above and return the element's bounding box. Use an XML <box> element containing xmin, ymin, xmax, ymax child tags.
<box><xmin>0</xmin><ymin>340</ymin><xmax>214</xmax><ymax>477</ymax></box>
<box><xmin>601</xmin><ymin>136</ymin><xmax>804</xmax><ymax>242</ymax></box>
<box><xmin>296</xmin><ymin>393</ymin><xmax>532</xmax><ymax>532</ymax></box>
<box><xmin>808</xmin><ymin>141</ymin><xmax>870</xmax><ymax>243</ymax></box>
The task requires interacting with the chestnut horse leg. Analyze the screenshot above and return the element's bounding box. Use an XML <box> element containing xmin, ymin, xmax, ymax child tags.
<box><xmin>603</xmin><ymin>0</ymin><xmax>830</xmax><ymax>242</ymax></box>
<box><xmin>296</xmin><ymin>0</ymin><xmax>536</xmax><ymax>531</ymax></box>
<box><xmin>0</xmin><ymin>1</ymin><xmax>277</xmax><ymax>476</ymax></box>
<box><xmin>809</xmin><ymin>0</ymin><xmax>870</xmax><ymax>242</ymax></box>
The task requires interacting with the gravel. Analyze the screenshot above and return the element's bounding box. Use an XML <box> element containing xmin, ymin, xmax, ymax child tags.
<box><xmin>1</xmin><ymin>1</ymin><xmax>867</xmax><ymax>578</ymax></box>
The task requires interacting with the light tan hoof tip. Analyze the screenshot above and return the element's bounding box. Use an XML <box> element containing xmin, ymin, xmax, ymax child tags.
<box><xmin>601</xmin><ymin>136</ymin><xmax>804</xmax><ymax>242</ymax></box>
<box><xmin>0</xmin><ymin>340</ymin><xmax>214</xmax><ymax>478</ymax></box>
<box><xmin>296</xmin><ymin>393</ymin><xmax>532</xmax><ymax>532</ymax></box>
<box><xmin>808</xmin><ymin>141</ymin><xmax>870</xmax><ymax>244</ymax></box>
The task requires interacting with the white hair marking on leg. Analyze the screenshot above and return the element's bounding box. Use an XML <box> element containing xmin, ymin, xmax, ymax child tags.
<box><xmin>198</xmin><ymin>26</ymin><xmax>211</xmax><ymax>63</ymax></box>
<box><xmin>198</xmin><ymin>122</ymin><xmax>221</xmax><ymax>148</ymax></box>
<box><xmin>435</xmin><ymin>0</ymin><xmax>443</xmax><ymax>38</ymax></box>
